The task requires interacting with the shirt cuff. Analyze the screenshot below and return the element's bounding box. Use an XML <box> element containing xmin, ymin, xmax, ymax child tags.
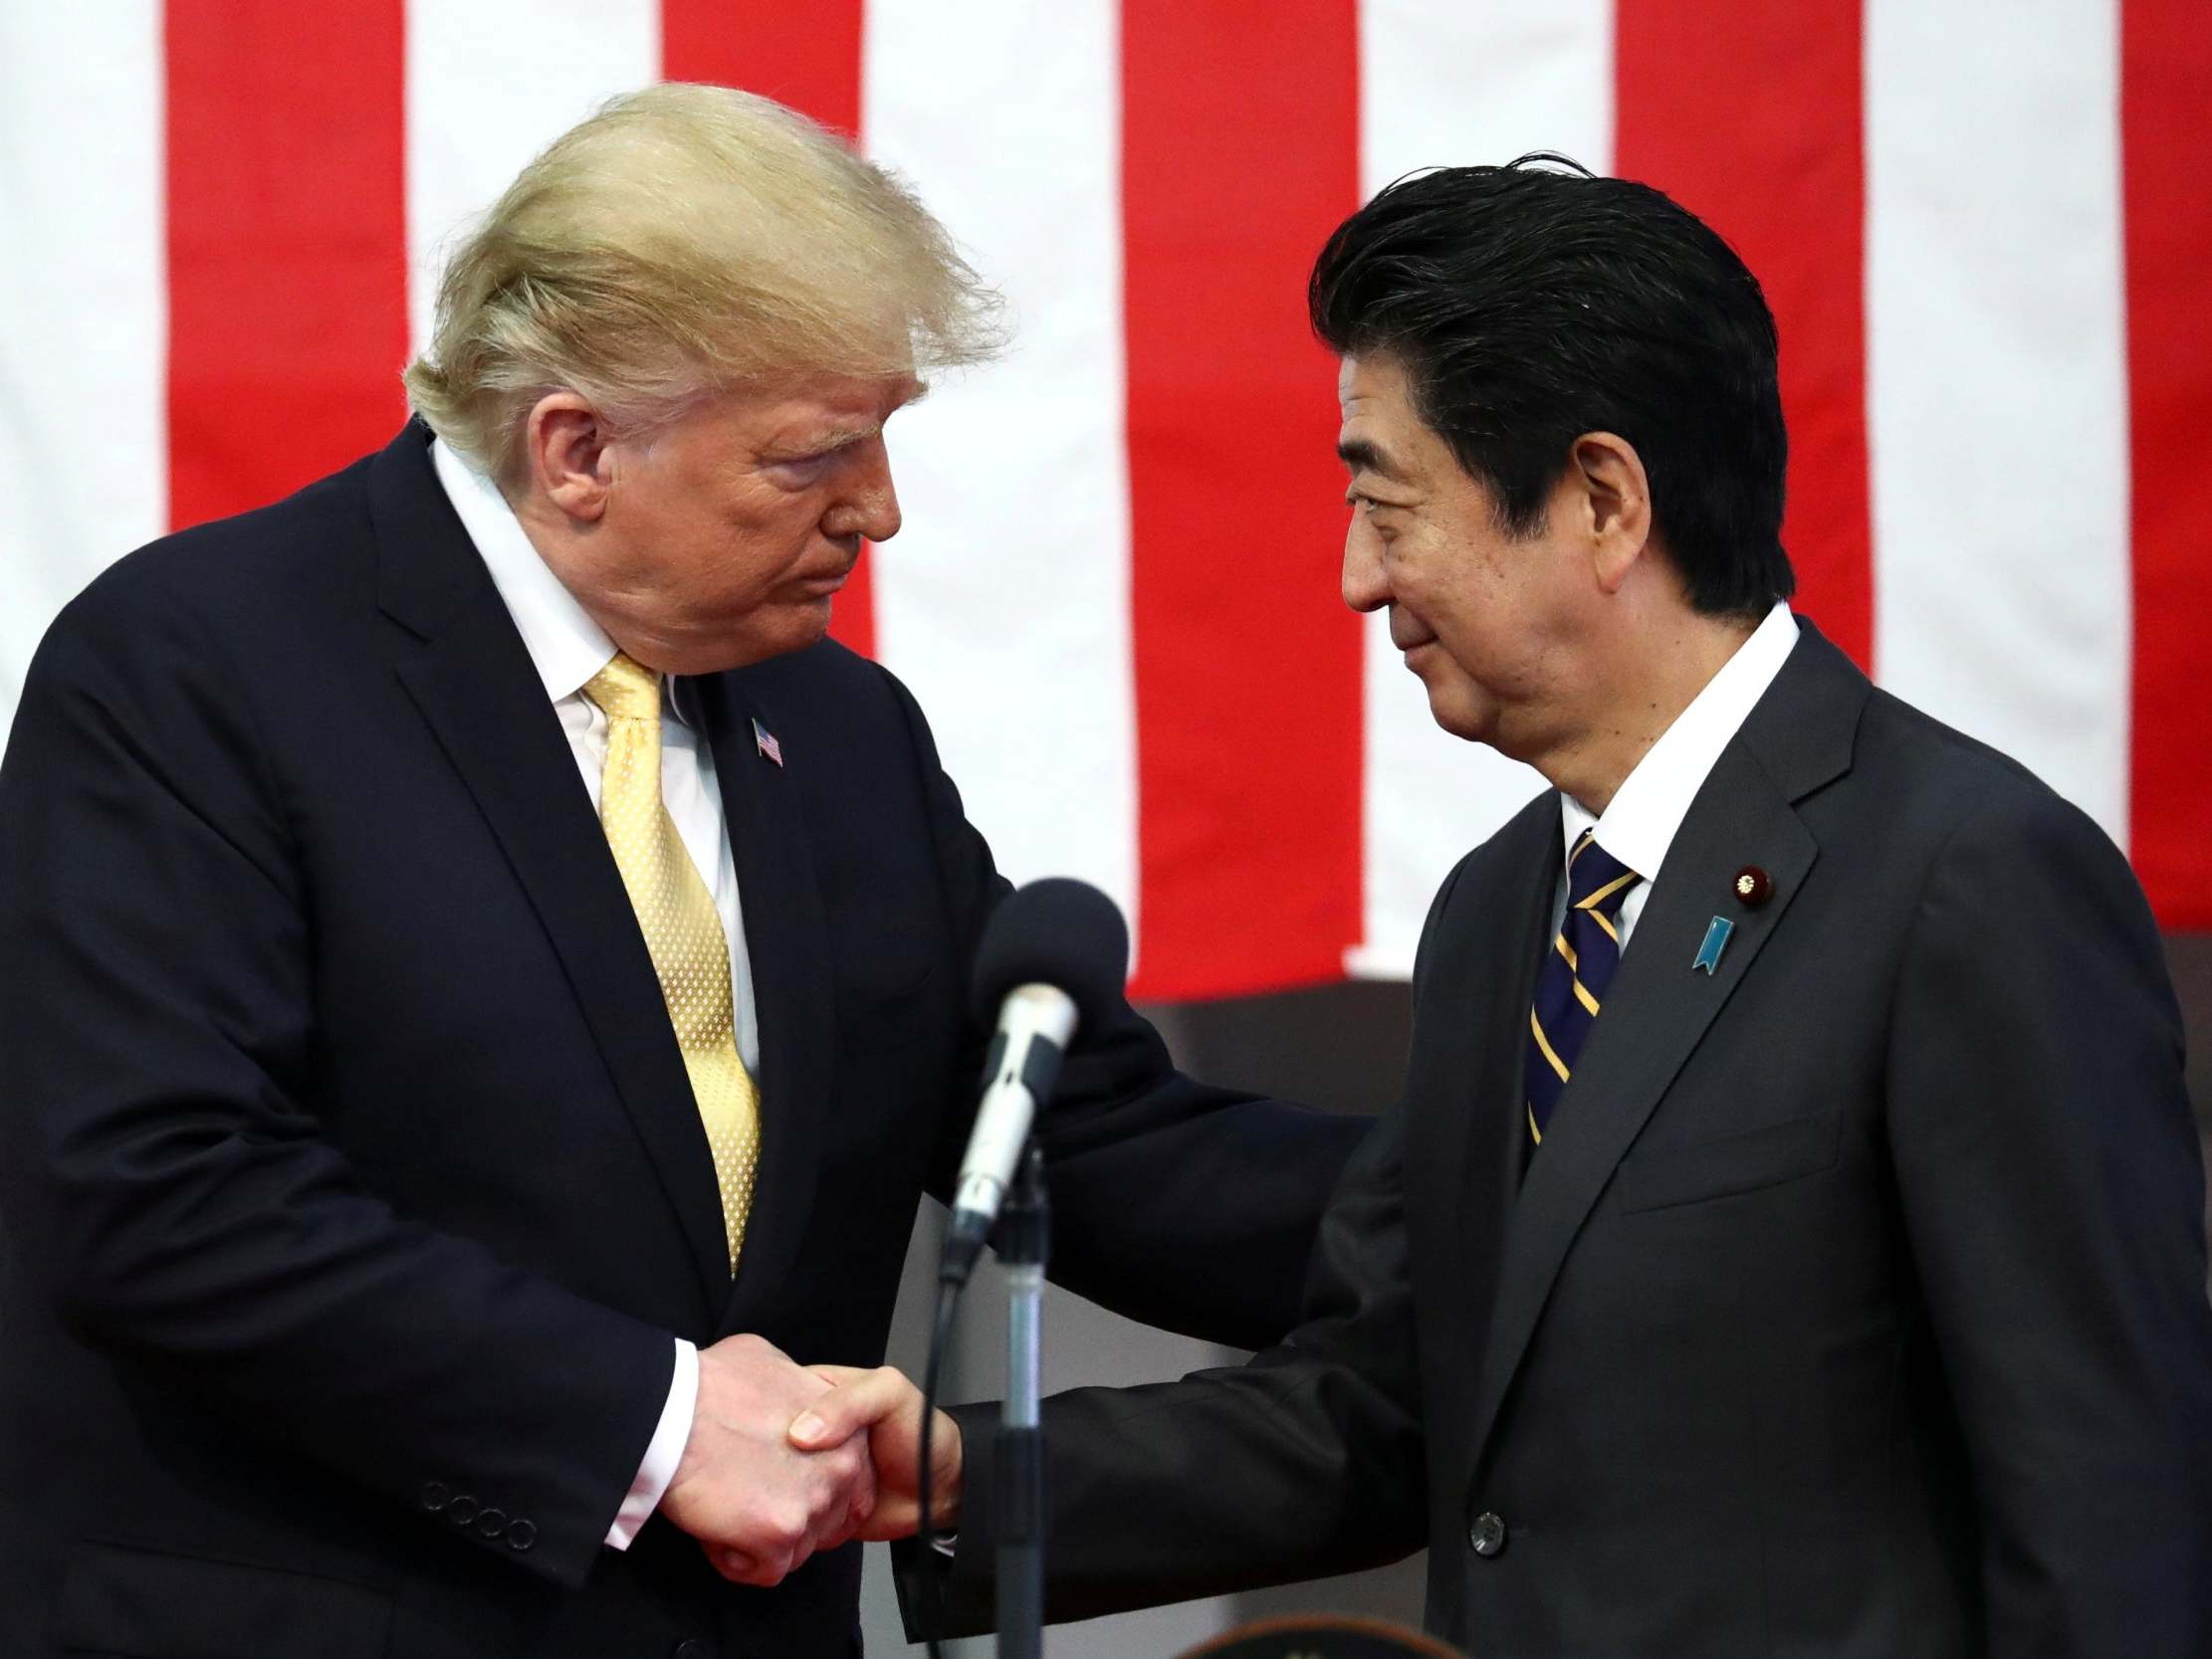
<box><xmin>605</xmin><ymin>1337</ymin><xmax>698</xmax><ymax>1550</ymax></box>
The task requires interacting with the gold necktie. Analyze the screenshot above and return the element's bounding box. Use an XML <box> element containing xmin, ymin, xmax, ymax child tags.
<box><xmin>581</xmin><ymin>652</ymin><xmax>760</xmax><ymax>1275</ymax></box>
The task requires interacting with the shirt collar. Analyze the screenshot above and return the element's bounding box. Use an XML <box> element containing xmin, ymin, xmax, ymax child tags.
<box><xmin>430</xmin><ymin>436</ymin><xmax>617</xmax><ymax>705</ymax></box>
<box><xmin>1560</xmin><ymin>600</ymin><xmax>1800</xmax><ymax>882</ymax></box>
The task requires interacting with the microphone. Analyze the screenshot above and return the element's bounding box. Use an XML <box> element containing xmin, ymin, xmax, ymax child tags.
<box><xmin>943</xmin><ymin>877</ymin><xmax>1130</xmax><ymax>1284</ymax></box>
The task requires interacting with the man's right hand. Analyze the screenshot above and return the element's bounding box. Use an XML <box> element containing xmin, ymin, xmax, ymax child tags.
<box><xmin>787</xmin><ymin>1363</ymin><xmax>962</xmax><ymax>1542</ymax></box>
<box><xmin>658</xmin><ymin>1333</ymin><xmax>877</xmax><ymax>1586</ymax></box>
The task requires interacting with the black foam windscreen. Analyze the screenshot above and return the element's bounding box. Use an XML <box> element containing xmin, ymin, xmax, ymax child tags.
<box><xmin>969</xmin><ymin>877</ymin><xmax>1131</xmax><ymax>1032</ymax></box>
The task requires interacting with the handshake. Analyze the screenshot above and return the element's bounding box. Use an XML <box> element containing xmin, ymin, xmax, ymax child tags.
<box><xmin>660</xmin><ymin>1333</ymin><xmax>964</xmax><ymax>1586</ymax></box>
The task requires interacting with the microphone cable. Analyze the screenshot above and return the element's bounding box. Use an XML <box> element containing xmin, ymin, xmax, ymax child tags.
<box><xmin>918</xmin><ymin>1266</ymin><xmax>962</xmax><ymax>1659</ymax></box>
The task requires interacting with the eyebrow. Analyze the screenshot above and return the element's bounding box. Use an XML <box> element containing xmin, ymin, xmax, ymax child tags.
<box><xmin>1337</xmin><ymin>436</ymin><xmax>1411</xmax><ymax>485</ymax></box>
<box><xmin>787</xmin><ymin>419</ymin><xmax>889</xmax><ymax>458</ymax></box>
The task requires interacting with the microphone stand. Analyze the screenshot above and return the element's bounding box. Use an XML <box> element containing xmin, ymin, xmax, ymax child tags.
<box><xmin>990</xmin><ymin>1142</ymin><xmax>1049</xmax><ymax>1659</ymax></box>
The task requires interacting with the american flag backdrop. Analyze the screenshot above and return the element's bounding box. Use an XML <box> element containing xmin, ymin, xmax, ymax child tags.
<box><xmin>3</xmin><ymin>0</ymin><xmax>2206</xmax><ymax>1002</ymax></box>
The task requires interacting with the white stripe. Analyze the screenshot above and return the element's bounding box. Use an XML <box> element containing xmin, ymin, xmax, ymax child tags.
<box><xmin>0</xmin><ymin>0</ymin><xmax>165</xmax><ymax>724</ymax></box>
<box><xmin>1866</xmin><ymin>0</ymin><xmax>2132</xmax><ymax>845</ymax></box>
<box><xmin>1347</xmin><ymin>0</ymin><xmax>1613</xmax><ymax>977</ymax></box>
<box><xmin>1360</xmin><ymin>0</ymin><xmax>1615</xmax><ymax>186</ymax></box>
<box><xmin>861</xmin><ymin>0</ymin><xmax>1140</xmax><ymax>944</ymax></box>
<box><xmin>404</xmin><ymin>0</ymin><xmax>661</xmax><ymax>354</ymax></box>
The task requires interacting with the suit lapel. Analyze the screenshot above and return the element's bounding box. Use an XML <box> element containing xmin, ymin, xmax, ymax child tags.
<box><xmin>372</xmin><ymin>427</ymin><xmax>732</xmax><ymax>1322</ymax></box>
<box><xmin>1406</xmin><ymin>798</ymin><xmax>1561</xmax><ymax>1473</ymax></box>
<box><xmin>1464</xmin><ymin>625</ymin><xmax>1867</xmax><ymax>1472</ymax></box>
<box><xmin>693</xmin><ymin>673</ymin><xmax>836</xmax><ymax>1330</ymax></box>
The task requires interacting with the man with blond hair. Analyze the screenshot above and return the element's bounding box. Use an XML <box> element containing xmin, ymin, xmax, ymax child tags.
<box><xmin>0</xmin><ymin>86</ymin><xmax>1362</xmax><ymax>1658</ymax></box>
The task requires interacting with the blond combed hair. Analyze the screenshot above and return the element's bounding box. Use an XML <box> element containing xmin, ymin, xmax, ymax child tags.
<box><xmin>404</xmin><ymin>83</ymin><xmax>1003</xmax><ymax>477</ymax></box>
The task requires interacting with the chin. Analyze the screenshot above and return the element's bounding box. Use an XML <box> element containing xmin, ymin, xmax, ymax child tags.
<box><xmin>1424</xmin><ymin>684</ymin><xmax>1497</xmax><ymax>747</ymax></box>
<box><xmin>789</xmin><ymin>598</ymin><xmax>837</xmax><ymax>650</ymax></box>
<box><xmin>673</xmin><ymin>602</ymin><xmax>825</xmax><ymax>674</ymax></box>
<box><xmin>756</xmin><ymin>602</ymin><xmax>837</xmax><ymax>663</ymax></box>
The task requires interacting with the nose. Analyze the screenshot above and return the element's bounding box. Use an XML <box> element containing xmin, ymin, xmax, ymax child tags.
<box><xmin>1341</xmin><ymin>516</ymin><xmax>1389</xmax><ymax>614</ymax></box>
<box><xmin>825</xmin><ymin>438</ymin><xmax>902</xmax><ymax>544</ymax></box>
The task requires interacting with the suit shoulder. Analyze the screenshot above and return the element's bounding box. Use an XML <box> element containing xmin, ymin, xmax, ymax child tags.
<box><xmin>1847</xmin><ymin>688</ymin><xmax>2139</xmax><ymax>933</ymax></box>
<box><xmin>42</xmin><ymin>455</ymin><xmax>378</xmax><ymax>669</ymax></box>
<box><xmin>1855</xmin><ymin>687</ymin><xmax>2111</xmax><ymax>844</ymax></box>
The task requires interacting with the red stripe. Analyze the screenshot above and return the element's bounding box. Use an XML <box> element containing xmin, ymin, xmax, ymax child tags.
<box><xmin>1122</xmin><ymin>0</ymin><xmax>1363</xmax><ymax>1000</ymax></box>
<box><xmin>660</xmin><ymin>3</ymin><xmax>863</xmax><ymax>136</ymax></box>
<box><xmin>661</xmin><ymin>1</ymin><xmax>877</xmax><ymax>658</ymax></box>
<box><xmin>2122</xmin><ymin>0</ymin><xmax>2212</xmax><ymax>929</ymax></box>
<box><xmin>165</xmin><ymin>1</ymin><xmax>407</xmax><ymax>530</ymax></box>
<box><xmin>1612</xmin><ymin>0</ymin><xmax>1873</xmax><ymax>671</ymax></box>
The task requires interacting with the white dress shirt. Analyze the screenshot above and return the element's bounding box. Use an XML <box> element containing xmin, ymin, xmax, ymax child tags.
<box><xmin>431</xmin><ymin>438</ymin><xmax>729</xmax><ymax>1550</ymax></box>
<box><xmin>1555</xmin><ymin>601</ymin><xmax>1801</xmax><ymax>948</ymax></box>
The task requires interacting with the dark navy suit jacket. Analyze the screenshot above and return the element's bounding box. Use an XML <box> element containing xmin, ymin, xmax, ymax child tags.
<box><xmin>0</xmin><ymin>424</ymin><xmax>1367</xmax><ymax>1659</ymax></box>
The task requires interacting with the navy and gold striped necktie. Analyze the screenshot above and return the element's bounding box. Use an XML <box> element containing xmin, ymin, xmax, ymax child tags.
<box><xmin>1525</xmin><ymin>830</ymin><xmax>1643</xmax><ymax>1148</ymax></box>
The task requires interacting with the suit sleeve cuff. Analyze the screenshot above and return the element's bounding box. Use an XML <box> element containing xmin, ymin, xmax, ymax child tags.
<box><xmin>894</xmin><ymin>1401</ymin><xmax>1001</xmax><ymax>1642</ymax></box>
<box><xmin>605</xmin><ymin>1338</ymin><xmax>697</xmax><ymax>1550</ymax></box>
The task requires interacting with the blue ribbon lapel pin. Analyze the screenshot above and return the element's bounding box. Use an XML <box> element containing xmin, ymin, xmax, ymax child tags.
<box><xmin>1691</xmin><ymin>915</ymin><xmax>1734</xmax><ymax>975</ymax></box>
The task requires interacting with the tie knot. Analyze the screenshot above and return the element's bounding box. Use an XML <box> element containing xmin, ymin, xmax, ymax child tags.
<box><xmin>1567</xmin><ymin>832</ymin><xmax>1641</xmax><ymax>917</ymax></box>
<box><xmin>581</xmin><ymin>652</ymin><xmax>662</xmax><ymax>725</ymax></box>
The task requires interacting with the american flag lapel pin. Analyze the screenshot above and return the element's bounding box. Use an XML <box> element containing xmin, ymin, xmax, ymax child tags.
<box><xmin>752</xmin><ymin>718</ymin><xmax>783</xmax><ymax>767</ymax></box>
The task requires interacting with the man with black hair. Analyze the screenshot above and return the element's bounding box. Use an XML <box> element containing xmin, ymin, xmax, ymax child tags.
<box><xmin>804</xmin><ymin>159</ymin><xmax>2212</xmax><ymax>1658</ymax></box>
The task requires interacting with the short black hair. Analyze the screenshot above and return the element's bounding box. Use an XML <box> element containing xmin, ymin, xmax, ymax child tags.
<box><xmin>1309</xmin><ymin>155</ymin><xmax>1794</xmax><ymax>619</ymax></box>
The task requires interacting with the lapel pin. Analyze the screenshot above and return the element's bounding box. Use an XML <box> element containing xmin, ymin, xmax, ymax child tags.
<box><xmin>753</xmin><ymin>718</ymin><xmax>783</xmax><ymax>767</ymax></box>
<box><xmin>1733</xmin><ymin>865</ymin><xmax>1773</xmax><ymax>907</ymax></box>
<box><xmin>1691</xmin><ymin>915</ymin><xmax>1735</xmax><ymax>975</ymax></box>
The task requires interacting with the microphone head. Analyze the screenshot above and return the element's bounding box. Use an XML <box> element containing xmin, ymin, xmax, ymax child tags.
<box><xmin>970</xmin><ymin>877</ymin><xmax>1131</xmax><ymax>1032</ymax></box>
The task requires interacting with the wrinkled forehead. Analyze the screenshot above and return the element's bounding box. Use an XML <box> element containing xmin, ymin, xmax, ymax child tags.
<box><xmin>1337</xmin><ymin>353</ymin><xmax>1362</xmax><ymax>409</ymax></box>
<box><xmin>1334</xmin><ymin>351</ymin><xmax>1415</xmax><ymax>427</ymax></box>
<box><xmin>738</xmin><ymin>368</ymin><xmax>926</xmax><ymax>428</ymax></box>
<box><xmin>1335</xmin><ymin>354</ymin><xmax>1422</xmax><ymax>481</ymax></box>
<box><xmin>802</xmin><ymin>367</ymin><xmax>925</xmax><ymax>420</ymax></box>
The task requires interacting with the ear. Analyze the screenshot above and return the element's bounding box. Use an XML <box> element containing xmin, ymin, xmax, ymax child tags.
<box><xmin>522</xmin><ymin>392</ymin><xmax>614</xmax><ymax>523</ymax></box>
<box><xmin>1569</xmin><ymin>431</ymin><xmax>1653</xmax><ymax>595</ymax></box>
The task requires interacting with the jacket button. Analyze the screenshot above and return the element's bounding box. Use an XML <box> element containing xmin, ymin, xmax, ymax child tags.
<box><xmin>672</xmin><ymin>1641</ymin><xmax>710</xmax><ymax>1659</ymax></box>
<box><xmin>506</xmin><ymin>1519</ymin><xmax>538</xmax><ymax>1553</ymax></box>
<box><xmin>1468</xmin><ymin>1511</ymin><xmax>1508</xmax><ymax>1557</ymax></box>
<box><xmin>448</xmin><ymin>1495</ymin><xmax>480</xmax><ymax>1527</ymax></box>
<box><xmin>419</xmin><ymin>1481</ymin><xmax>450</xmax><ymax>1513</ymax></box>
<box><xmin>475</xmin><ymin>1506</ymin><xmax>507</xmax><ymax>1539</ymax></box>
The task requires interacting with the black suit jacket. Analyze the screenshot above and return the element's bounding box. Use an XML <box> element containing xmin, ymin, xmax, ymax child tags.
<box><xmin>0</xmin><ymin>425</ymin><xmax>1368</xmax><ymax>1659</ymax></box>
<box><xmin>933</xmin><ymin>625</ymin><xmax>2212</xmax><ymax>1658</ymax></box>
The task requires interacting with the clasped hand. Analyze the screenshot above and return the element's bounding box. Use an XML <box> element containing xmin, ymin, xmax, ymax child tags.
<box><xmin>659</xmin><ymin>1334</ymin><xmax>959</xmax><ymax>1587</ymax></box>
